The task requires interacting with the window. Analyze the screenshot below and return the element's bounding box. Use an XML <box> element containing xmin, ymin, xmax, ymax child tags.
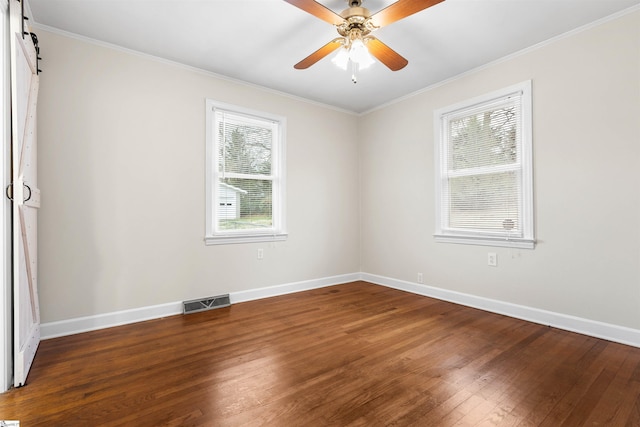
<box><xmin>434</xmin><ymin>81</ymin><xmax>534</xmax><ymax>249</ymax></box>
<box><xmin>205</xmin><ymin>100</ymin><xmax>286</xmax><ymax>245</ymax></box>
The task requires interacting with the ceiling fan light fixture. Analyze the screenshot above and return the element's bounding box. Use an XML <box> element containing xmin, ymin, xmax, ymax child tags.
<box><xmin>349</xmin><ymin>38</ymin><xmax>375</xmax><ymax>69</ymax></box>
<box><xmin>331</xmin><ymin>46</ymin><xmax>350</xmax><ymax>70</ymax></box>
<box><xmin>331</xmin><ymin>34</ymin><xmax>375</xmax><ymax>74</ymax></box>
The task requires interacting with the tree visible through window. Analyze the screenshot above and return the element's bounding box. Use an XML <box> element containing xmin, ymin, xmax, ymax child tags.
<box><xmin>434</xmin><ymin>81</ymin><xmax>534</xmax><ymax>248</ymax></box>
<box><xmin>206</xmin><ymin>100</ymin><xmax>287</xmax><ymax>245</ymax></box>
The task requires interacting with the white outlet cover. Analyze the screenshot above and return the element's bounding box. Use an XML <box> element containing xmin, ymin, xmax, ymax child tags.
<box><xmin>488</xmin><ymin>252</ymin><xmax>497</xmax><ymax>266</ymax></box>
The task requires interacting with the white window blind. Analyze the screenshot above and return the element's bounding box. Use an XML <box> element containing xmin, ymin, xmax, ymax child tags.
<box><xmin>434</xmin><ymin>81</ymin><xmax>534</xmax><ymax>249</ymax></box>
<box><xmin>205</xmin><ymin>100</ymin><xmax>287</xmax><ymax>245</ymax></box>
<box><xmin>216</xmin><ymin>111</ymin><xmax>275</xmax><ymax>229</ymax></box>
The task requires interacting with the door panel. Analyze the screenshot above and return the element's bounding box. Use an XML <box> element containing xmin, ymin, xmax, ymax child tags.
<box><xmin>9</xmin><ymin>0</ymin><xmax>40</xmax><ymax>387</ymax></box>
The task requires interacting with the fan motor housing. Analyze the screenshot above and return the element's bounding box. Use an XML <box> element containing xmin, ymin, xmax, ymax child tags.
<box><xmin>340</xmin><ymin>6</ymin><xmax>371</xmax><ymax>20</ymax></box>
<box><xmin>338</xmin><ymin>7</ymin><xmax>375</xmax><ymax>37</ymax></box>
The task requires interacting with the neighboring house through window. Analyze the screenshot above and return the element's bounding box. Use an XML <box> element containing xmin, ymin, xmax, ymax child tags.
<box><xmin>205</xmin><ymin>100</ymin><xmax>287</xmax><ymax>245</ymax></box>
<box><xmin>434</xmin><ymin>81</ymin><xmax>534</xmax><ymax>248</ymax></box>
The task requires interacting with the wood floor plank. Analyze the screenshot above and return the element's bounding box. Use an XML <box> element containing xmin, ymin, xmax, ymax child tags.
<box><xmin>583</xmin><ymin>350</ymin><xmax>640</xmax><ymax>426</ymax></box>
<box><xmin>0</xmin><ymin>281</ymin><xmax>639</xmax><ymax>426</ymax></box>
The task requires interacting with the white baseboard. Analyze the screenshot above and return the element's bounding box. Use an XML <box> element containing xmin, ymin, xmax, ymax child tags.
<box><xmin>41</xmin><ymin>272</ymin><xmax>640</xmax><ymax>348</ymax></box>
<box><xmin>230</xmin><ymin>273</ymin><xmax>360</xmax><ymax>304</ymax></box>
<box><xmin>361</xmin><ymin>273</ymin><xmax>640</xmax><ymax>348</ymax></box>
<box><xmin>40</xmin><ymin>301</ymin><xmax>184</xmax><ymax>339</ymax></box>
<box><xmin>40</xmin><ymin>273</ymin><xmax>361</xmax><ymax>339</ymax></box>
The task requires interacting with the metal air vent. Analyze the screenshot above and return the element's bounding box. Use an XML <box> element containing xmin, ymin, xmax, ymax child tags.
<box><xmin>183</xmin><ymin>294</ymin><xmax>230</xmax><ymax>314</ymax></box>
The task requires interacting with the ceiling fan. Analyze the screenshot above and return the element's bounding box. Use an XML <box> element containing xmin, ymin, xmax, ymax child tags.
<box><xmin>284</xmin><ymin>0</ymin><xmax>444</xmax><ymax>80</ymax></box>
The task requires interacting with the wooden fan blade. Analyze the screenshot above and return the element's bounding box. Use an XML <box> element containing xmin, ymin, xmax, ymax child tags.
<box><xmin>284</xmin><ymin>0</ymin><xmax>345</xmax><ymax>25</ymax></box>
<box><xmin>366</xmin><ymin>37</ymin><xmax>408</xmax><ymax>71</ymax></box>
<box><xmin>294</xmin><ymin>39</ymin><xmax>343</xmax><ymax>69</ymax></box>
<box><xmin>370</xmin><ymin>0</ymin><xmax>444</xmax><ymax>28</ymax></box>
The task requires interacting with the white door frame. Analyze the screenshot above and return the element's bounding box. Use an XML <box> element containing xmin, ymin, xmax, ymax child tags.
<box><xmin>0</xmin><ymin>0</ymin><xmax>11</xmax><ymax>393</ymax></box>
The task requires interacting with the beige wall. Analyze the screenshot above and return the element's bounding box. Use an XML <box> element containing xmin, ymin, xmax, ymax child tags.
<box><xmin>37</xmin><ymin>31</ymin><xmax>360</xmax><ymax>322</ymax></box>
<box><xmin>360</xmin><ymin>11</ymin><xmax>640</xmax><ymax>329</ymax></box>
<box><xmin>37</xmin><ymin>10</ymin><xmax>640</xmax><ymax>332</ymax></box>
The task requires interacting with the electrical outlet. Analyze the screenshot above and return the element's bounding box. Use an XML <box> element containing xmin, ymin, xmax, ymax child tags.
<box><xmin>257</xmin><ymin>248</ymin><xmax>264</xmax><ymax>260</ymax></box>
<box><xmin>417</xmin><ymin>273</ymin><xmax>424</xmax><ymax>284</ymax></box>
<box><xmin>488</xmin><ymin>252</ymin><xmax>497</xmax><ymax>267</ymax></box>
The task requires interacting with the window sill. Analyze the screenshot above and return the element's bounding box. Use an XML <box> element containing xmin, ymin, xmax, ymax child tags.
<box><xmin>434</xmin><ymin>234</ymin><xmax>535</xmax><ymax>249</ymax></box>
<box><xmin>205</xmin><ymin>232</ymin><xmax>288</xmax><ymax>246</ymax></box>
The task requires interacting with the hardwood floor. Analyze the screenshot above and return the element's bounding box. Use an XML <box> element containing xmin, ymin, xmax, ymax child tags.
<box><xmin>0</xmin><ymin>281</ymin><xmax>639</xmax><ymax>426</ymax></box>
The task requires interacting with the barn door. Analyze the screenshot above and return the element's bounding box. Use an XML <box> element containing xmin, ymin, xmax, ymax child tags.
<box><xmin>9</xmin><ymin>0</ymin><xmax>40</xmax><ymax>387</ymax></box>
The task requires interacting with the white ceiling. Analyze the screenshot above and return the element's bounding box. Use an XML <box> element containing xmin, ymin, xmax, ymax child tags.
<box><xmin>28</xmin><ymin>0</ymin><xmax>640</xmax><ymax>113</ymax></box>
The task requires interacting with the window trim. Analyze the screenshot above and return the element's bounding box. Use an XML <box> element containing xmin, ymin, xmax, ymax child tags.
<box><xmin>205</xmin><ymin>99</ymin><xmax>287</xmax><ymax>245</ymax></box>
<box><xmin>433</xmin><ymin>81</ymin><xmax>535</xmax><ymax>249</ymax></box>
